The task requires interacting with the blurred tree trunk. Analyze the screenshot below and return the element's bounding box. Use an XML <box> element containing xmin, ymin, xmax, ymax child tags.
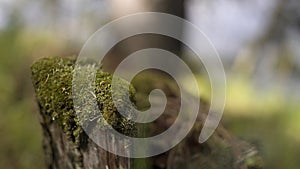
<box><xmin>104</xmin><ymin>0</ymin><xmax>186</xmax><ymax>72</ymax></box>
<box><xmin>233</xmin><ymin>0</ymin><xmax>300</xmax><ymax>77</ymax></box>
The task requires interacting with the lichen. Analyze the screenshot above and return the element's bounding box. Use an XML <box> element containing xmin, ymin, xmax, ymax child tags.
<box><xmin>31</xmin><ymin>57</ymin><xmax>136</xmax><ymax>143</ymax></box>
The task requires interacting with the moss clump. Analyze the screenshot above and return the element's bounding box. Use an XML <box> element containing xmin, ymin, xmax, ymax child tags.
<box><xmin>31</xmin><ymin>57</ymin><xmax>136</xmax><ymax>143</ymax></box>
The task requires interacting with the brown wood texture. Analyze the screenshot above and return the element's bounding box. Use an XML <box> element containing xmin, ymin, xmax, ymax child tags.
<box><xmin>38</xmin><ymin>103</ymin><xmax>130</xmax><ymax>169</ymax></box>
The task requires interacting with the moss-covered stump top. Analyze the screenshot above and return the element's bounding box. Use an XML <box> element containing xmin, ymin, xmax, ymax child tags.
<box><xmin>31</xmin><ymin>57</ymin><xmax>136</xmax><ymax>142</ymax></box>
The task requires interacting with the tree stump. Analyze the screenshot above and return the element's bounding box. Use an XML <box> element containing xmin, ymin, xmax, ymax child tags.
<box><xmin>31</xmin><ymin>57</ymin><xmax>135</xmax><ymax>169</ymax></box>
<box><xmin>31</xmin><ymin>57</ymin><xmax>264</xmax><ymax>169</ymax></box>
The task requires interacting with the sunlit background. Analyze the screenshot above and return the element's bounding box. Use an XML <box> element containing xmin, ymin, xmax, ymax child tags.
<box><xmin>0</xmin><ymin>0</ymin><xmax>299</xmax><ymax>168</ymax></box>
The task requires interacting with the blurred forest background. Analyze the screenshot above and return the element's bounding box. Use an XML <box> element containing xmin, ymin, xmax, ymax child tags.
<box><xmin>0</xmin><ymin>0</ymin><xmax>300</xmax><ymax>168</ymax></box>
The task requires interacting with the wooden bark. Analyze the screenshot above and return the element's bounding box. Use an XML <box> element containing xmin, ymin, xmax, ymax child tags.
<box><xmin>38</xmin><ymin>103</ymin><xmax>130</xmax><ymax>169</ymax></box>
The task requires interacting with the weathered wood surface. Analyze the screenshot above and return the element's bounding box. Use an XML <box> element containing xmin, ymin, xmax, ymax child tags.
<box><xmin>39</xmin><ymin>111</ymin><xmax>130</xmax><ymax>169</ymax></box>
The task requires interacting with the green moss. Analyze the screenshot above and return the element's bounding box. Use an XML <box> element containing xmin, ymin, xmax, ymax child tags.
<box><xmin>244</xmin><ymin>153</ymin><xmax>264</xmax><ymax>169</ymax></box>
<box><xmin>31</xmin><ymin>57</ymin><xmax>136</xmax><ymax>143</ymax></box>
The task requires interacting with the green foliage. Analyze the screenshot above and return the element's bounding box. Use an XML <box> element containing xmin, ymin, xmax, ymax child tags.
<box><xmin>31</xmin><ymin>57</ymin><xmax>136</xmax><ymax>143</ymax></box>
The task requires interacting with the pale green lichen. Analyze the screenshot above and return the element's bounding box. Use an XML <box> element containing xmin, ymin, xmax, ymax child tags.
<box><xmin>31</xmin><ymin>57</ymin><xmax>136</xmax><ymax>143</ymax></box>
